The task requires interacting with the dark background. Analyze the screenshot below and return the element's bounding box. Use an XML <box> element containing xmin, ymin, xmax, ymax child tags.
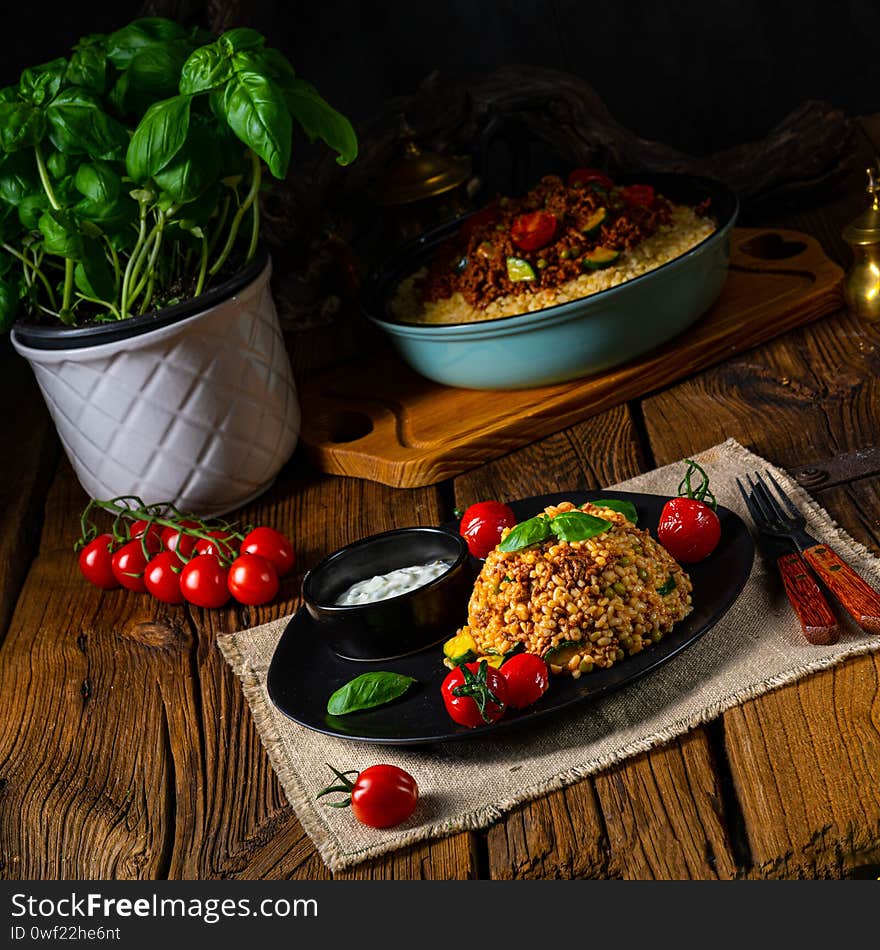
<box><xmin>2</xmin><ymin>0</ymin><xmax>878</xmax><ymax>155</ymax></box>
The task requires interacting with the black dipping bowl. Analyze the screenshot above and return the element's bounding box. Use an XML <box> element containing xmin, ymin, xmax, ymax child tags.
<box><xmin>301</xmin><ymin>527</ymin><xmax>472</xmax><ymax>661</ymax></box>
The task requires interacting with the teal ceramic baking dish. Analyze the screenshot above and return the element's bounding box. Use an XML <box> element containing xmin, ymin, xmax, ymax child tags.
<box><xmin>363</xmin><ymin>174</ymin><xmax>739</xmax><ymax>390</ymax></box>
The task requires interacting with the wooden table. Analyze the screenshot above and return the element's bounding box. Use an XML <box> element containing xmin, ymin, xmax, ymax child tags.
<box><xmin>2</xmin><ymin>124</ymin><xmax>880</xmax><ymax>883</ymax></box>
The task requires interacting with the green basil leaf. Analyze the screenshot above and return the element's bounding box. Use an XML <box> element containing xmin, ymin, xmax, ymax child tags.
<box><xmin>282</xmin><ymin>78</ymin><xmax>357</xmax><ymax>166</ymax></box>
<box><xmin>19</xmin><ymin>58</ymin><xmax>67</xmax><ymax>107</ymax></box>
<box><xmin>0</xmin><ymin>276</ymin><xmax>18</xmax><ymax>331</ymax></box>
<box><xmin>38</xmin><ymin>208</ymin><xmax>83</xmax><ymax>259</ymax></box>
<box><xmin>75</xmin><ymin>236</ymin><xmax>115</xmax><ymax>299</ymax></box>
<box><xmin>326</xmin><ymin>671</ymin><xmax>416</xmax><ymax>716</ymax></box>
<box><xmin>125</xmin><ymin>44</ymin><xmax>190</xmax><ymax>109</ymax></box>
<box><xmin>218</xmin><ymin>28</ymin><xmax>266</xmax><ymax>55</ymax></box>
<box><xmin>591</xmin><ymin>498</ymin><xmax>638</xmax><ymax>524</ymax></box>
<box><xmin>153</xmin><ymin>121</ymin><xmax>220</xmax><ymax>202</ymax></box>
<box><xmin>126</xmin><ymin>94</ymin><xmax>191</xmax><ymax>182</ymax></box>
<box><xmin>0</xmin><ymin>87</ymin><xmax>18</xmax><ymax>105</ymax></box>
<box><xmin>74</xmin><ymin>161</ymin><xmax>122</xmax><ymax>204</ymax></box>
<box><xmin>107</xmin><ymin>17</ymin><xmax>189</xmax><ymax>68</ymax></box>
<box><xmin>0</xmin><ymin>151</ymin><xmax>39</xmax><ymax>206</ymax></box>
<box><xmin>549</xmin><ymin>511</ymin><xmax>612</xmax><ymax>542</ymax></box>
<box><xmin>249</xmin><ymin>47</ymin><xmax>296</xmax><ymax>83</ymax></box>
<box><xmin>46</xmin><ymin>149</ymin><xmax>75</xmax><ymax>180</ymax></box>
<box><xmin>498</xmin><ymin>515</ymin><xmax>553</xmax><ymax>553</ymax></box>
<box><xmin>179</xmin><ymin>46</ymin><xmax>233</xmax><ymax>95</ymax></box>
<box><xmin>657</xmin><ymin>575</ymin><xmax>677</xmax><ymax>597</ymax></box>
<box><xmin>46</xmin><ymin>89</ymin><xmax>128</xmax><ymax>159</ymax></box>
<box><xmin>222</xmin><ymin>71</ymin><xmax>291</xmax><ymax>178</ymax></box>
<box><xmin>18</xmin><ymin>193</ymin><xmax>49</xmax><ymax>230</ymax></box>
<box><xmin>0</xmin><ymin>101</ymin><xmax>46</xmax><ymax>151</ymax></box>
<box><xmin>67</xmin><ymin>37</ymin><xmax>108</xmax><ymax>94</ymax></box>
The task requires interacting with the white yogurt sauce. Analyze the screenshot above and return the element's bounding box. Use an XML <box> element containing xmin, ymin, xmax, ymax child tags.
<box><xmin>334</xmin><ymin>560</ymin><xmax>452</xmax><ymax>606</ymax></box>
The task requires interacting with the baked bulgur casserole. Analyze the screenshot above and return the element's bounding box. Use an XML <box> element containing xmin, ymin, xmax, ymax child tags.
<box><xmin>391</xmin><ymin>171</ymin><xmax>716</xmax><ymax>325</ymax></box>
<box><xmin>456</xmin><ymin>500</ymin><xmax>693</xmax><ymax>678</ymax></box>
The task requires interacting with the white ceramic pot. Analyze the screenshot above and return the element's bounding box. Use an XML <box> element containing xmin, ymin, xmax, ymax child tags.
<box><xmin>11</xmin><ymin>253</ymin><xmax>300</xmax><ymax>516</ymax></box>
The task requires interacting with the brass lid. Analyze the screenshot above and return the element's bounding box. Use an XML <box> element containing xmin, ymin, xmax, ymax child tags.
<box><xmin>843</xmin><ymin>165</ymin><xmax>880</xmax><ymax>245</ymax></box>
<box><xmin>376</xmin><ymin>118</ymin><xmax>471</xmax><ymax>206</ymax></box>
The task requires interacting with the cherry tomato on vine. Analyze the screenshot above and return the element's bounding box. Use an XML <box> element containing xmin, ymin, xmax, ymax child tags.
<box><xmin>78</xmin><ymin>534</ymin><xmax>119</xmax><ymax>589</ymax></box>
<box><xmin>441</xmin><ymin>660</ymin><xmax>509</xmax><ymax>728</ymax></box>
<box><xmin>500</xmin><ymin>653</ymin><xmax>550</xmax><ymax>709</ymax></box>
<box><xmin>567</xmin><ymin>168</ymin><xmax>614</xmax><ymax>190</ymax></box>
<box><xmin>179</xmin><ymin>554</ymin><xmax>230</xmax><ymax>608</ymax></box>
<box><xmin>459</xmin><ymin>500</ymin><xmax>517</xmax><ymax>559</ymax></box>
<box><xmin>316</xmin><ymin>764</ymin><xmax>419</xmax><ymax>829</ymax></box>
<box><xmin>161</xmin><ymin>520</ymin><xmax>200</xmax><ymax>558</ymax></box>
<box><xmin>510</xmin><ymin>211</ymin><xmax>557</xmax><ymax>252</ymax></box>
<box><xmin>111</xmin><ymin>540</ymin><xmax>151</xmax><ymax>593</ymax></box>
<box><xmin>144</xmin><ymin>551</ymin><xmax>185</xmax><ymax>604</ymax></box>
<box><xmin>194</xmin><ymin>529</ymin><xmax>240</xmax><ymax>561</ymax></box>
<box><xmin>621</xmin><ymin>183</ymin><xmax>656</xmax><ymax>208</ymax></box>
<box><xmin>129</xmin><ymin>519</ymin><xmax>163</xmax><ymax>553</ymax></box>
<box><xmin>240</xmin><ymin>527</ymin><xmax>294</xmax><ymax>576</ymax></box>
<box><xmin>228</xmin><ymin>554</ymin><xmax>279</xmax><ymax>606</ymax></box>
<box><xmin>657</xmin><ymin>458</ymin><xmax>722</xmax><ymax>563</ymax></box>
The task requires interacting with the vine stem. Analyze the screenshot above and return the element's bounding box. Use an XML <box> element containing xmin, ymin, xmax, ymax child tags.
<box><xmin>120</xmin><ymin>203</ymin><xmax>150</xmax><ymax>319</ymax></box>
<box><xmin>2</xmin><ymin>243</ymin><xmax>57</xmax><ymax>308</ymax></box>
<box><xmin>34</xmin><ymin>144</ymin><xmax>60</xmax><ymax>211</ymax></box>
<box><xmin>208</xmin><ymin>151</ymin><xmax>261</xmax><ymax>276</ymax></box>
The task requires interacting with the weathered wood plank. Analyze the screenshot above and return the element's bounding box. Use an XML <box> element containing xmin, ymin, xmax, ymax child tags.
<box><xmin>640</xmin><ymin>299</ymin><xmax>880</xmax><ymax>877</ymax></box>
<box><xmin>454</xmin><ymin>406</ymin><xmax>740</xmax><ymax>879</ymax></box>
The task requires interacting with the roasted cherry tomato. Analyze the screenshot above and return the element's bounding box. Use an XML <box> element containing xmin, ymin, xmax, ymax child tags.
<box><xmin>241</xmin><ymin>526</ymin><xmax>294</xmax><ymax>576</ymax></box>
<box><xmin>129</xmin><ymin>519</ymin><xmax>163</xmax><ymax>553</ymax></box>
<box><xmin>160</xmin><ymin>520</ymin><xmax>200</xmax><ymax>558</ymax></box>
<box><xmin>510</xmin><ymin>211</ymin><xmax>557</xmax><ymax>252</ymax></box>
<box><xmin>567</xmin><ymin>167</ymin><xmax>614</xmax><ymax>190</ymax></box>
<box><xmin>194</xmin><ymin>529</ymin><xmax>240</xmax><ymax>561</ymax></box>
<box><xmin>227</xmin><ymin>553</ymin><xmax>279</xmax><ymax>606</ymax></box>
<box><xmin>621</xmin><ymin>183</ymin><xmax>656</xmax><ymax>208</ymax></box>
<box><xmin>441</xmin><ymin>660</ymin><xmax>509</xmax><ymax>728</ymax></box>
<box><xmin>657</xmin><ymin>459</ymin><xmax>721</xmax><ymax>563</ymax></box>
<box><xmin>144</xmin><ymin>551</ymin><xmax>185</xmax><ymax>604</ymax></box>
<box><xmin>317</xmin><ymin>764</ymin><xmax>419</xmax><ymax>829</ymax></box>
<box><xmin>78</xmin><ymin>534</ymin><xmax>119</xmax><ymax>589</ymax></box>
<box><xmin>460</xmin><ymin>206</ymin><xmax>500</xmax><ymax>244</ymax></box>
<box><xmin>501</xmin><ymin>652</ymin><xmax>550</xmax><ymax>709</ymax></box>
<box><xmin>459</xmin><ymin>500</ymin><xmax>517</xmax><ymax>559</ymax></box>
<box><xmin>111</xmin><ymin>539</ymin><xmax>151</xmax><ymax>593</ymax></box>
<box><xmin>179</xmin><ymin>554</ymin><xmax>230</xmax><ymax>608</ymax></box>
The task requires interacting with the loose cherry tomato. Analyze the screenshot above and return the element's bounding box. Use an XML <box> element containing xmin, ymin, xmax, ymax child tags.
<box><xmin>179</xmin><ymin>554</ymin><xmax>230</xmax><ymax>608</ymax></box>
<box><xmin>78</xmin><ymin>534</ymin><xmax>119</xmax><ymax>589</ymax></box>
<box><xmin>144</xmin><ymin>551</ymin><xmax>185</xmax><ymax>604</ymax></box>
<box><xmin>510</xmin><ymin>211</ymin><xmax>557</xmax><ymax>251</ymax></box>
<box><xmin>194</xmin><ymin>529</ymin><xmax>240</xmax><ymax>561</ymax></box>
<box><xmin>459</xmin><ymin>500</ymin><xmax>517</xmax><ymax>559</ymax></box>
<box><xmin>111</xmin><ymin>539</ymin><xmax>151</xmax><ymax>593</ymax></box>
<box><xmin>501</xmin><ymin>653</ymin><xmax>550</xmax><ymax>709</ymax></box>
<box><xmin>240</xmin><ymin>526</ymin><xmax>295</xmax><ymax>576</ymax></box>
<box><xmin>441</xmin><ymin>660</ymin><xmax>509</xmax><ymax>728</ymax></box>
<box><xmin>567</xmin><ymin>167</ymin><xmax>614</xmax><ymax>190</ymax></box>
<box><xmin>460</xmin><ymin>206</ymin><xmax>500</xmax><ymax>243</ymax></box>
<box><xmin>161</xmin><ymin>520</ymin><xmax>200</xmax><ymax>558</ymax></box>
<box><xmin>621</xmin><ymin>183</ymin><xmax>656</xmax><ymax>208</ymax></box>
<box><xmin>657</xmin><ymin>459</ymin><xmax>721</xmax><ymax>563</ymax></box>
<box><xmin>228</xmin><ymin>553</ymin><xmax>279</xmax><ymax>606</ymax></box>
<box><xmin>317</xmin><ymin>764</ymin><xmax>419</xmax><ymax>829</ymax></box>
<box><xmin>129</xmin><ymin>519</ymin><xmax>163</xmax><ymax>553</ymax></box>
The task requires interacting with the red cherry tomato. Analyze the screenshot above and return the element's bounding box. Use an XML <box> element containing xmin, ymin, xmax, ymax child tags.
<box><xmin>460</xmin><ymin>206</ymin><xmax>500</xmax><ymax>243</ymax></box>
<box><xmin>459</xmin><ymin>501</ymin><xmax>517</xmax><ymax>559</ymax></box>
<box><xmin>194</xmin><ymin>529</ymin><xmax>240</xmax><ymax>561</ymax></box>
<box><xmin>111</xmin><ymin>539</ymin><xmax>151</xmax><ymax>592</ymax></box>
<box><xmin>179</xmin><ymin>554</ymin><xmax>230</xmax><ymax>608</ymax></box>
<box><xmin>129</xmin><ymin>519</ymin><xmax>163</xmax><ymax>553</ymax></box>
<box><xmin>500</xmin><ymin>653</ymin><xmax>550</xmax><ymax>709</ymax></box>
<box><xmin>441</xmin><ymin>660</ymin><xmax>509</xmax><ymax>728</ymax></box>
<box><xmin>144</xmin><ymin>551</ymin><xmax>185</xmax><ymax>604</ymax></box>
<box><xmin>78</xmin><ymin>534</ymin><xmax>119</xmax><ymax>589</ymax></box>
<box><xmin>317</xmin><ymin>764</ymin><xmax>419</xmax><ymax>829</ymax></box>
<box><xmin>621</xmin><ymin>183</ymin><xmax>656</xmax><ymax>208</ymax></box>
<box><xmin>227</xmin><ymin>554</ymin><xmax>279</xmax><ymax>606</ymax></box>
<box><xmin>160</xmin><ymin>520</ymin><xmax>200</xmax><ymax>558</ymax></box>
<box><xmin>240</xmin><ymin>526</ymin><xmax>295</xmax><ymax>577</ymax></box>
<box><xmin>567</xmin><ymin>168</ymin><xmax>614</xmax><ymax>190</ymax></box>
<box><xmin>510</xmin><ymin>211</ymin><xmax>557</xmax><ymax>252</ymax></box>
<box><xmin>657</xmin><ymin>498</ymin><xmax>721</xmax><ymax>563</ymax></box>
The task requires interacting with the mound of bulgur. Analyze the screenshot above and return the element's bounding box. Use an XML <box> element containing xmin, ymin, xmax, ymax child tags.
<box><xmin>459</xmin><ymin>501</ymin><xmax>693</xmax><ymax>677</ymax></box>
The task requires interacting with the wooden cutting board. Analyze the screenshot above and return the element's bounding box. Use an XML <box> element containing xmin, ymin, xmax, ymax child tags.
<box><xmin>299</xmin><ymin>227</ymin><xmax>844</xmax><ymax>488</ymax></box>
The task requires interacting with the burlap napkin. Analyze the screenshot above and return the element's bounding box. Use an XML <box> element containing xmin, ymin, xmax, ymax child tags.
<box><xmin>218</xmin><ymin>439</ymin><xmax>880</xmax><ymax>870</ymax></box>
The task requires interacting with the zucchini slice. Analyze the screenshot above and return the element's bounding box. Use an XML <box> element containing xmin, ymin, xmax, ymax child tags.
<box><xmin>581</xmin><ymin>207</ymin><xmax>607</xmax><ymax>237</ymax></box>
<box><xmin>443</xmin><ymin>631</ymin><xmax>477</xmax><ymax>667</ymax></box>
<box><xmin>476</xmin><ymin>654</ymin><xmax>505</xmax><ymax>669</ymax></box>
<box><xmin>506</xmin><ymin>256</ymin><xmax>537</xmax><ymax>282</ymax></box>
<box><xmin>543</xmin><ymin>640</ymin><xmax>583</xmax><ymax>668</ymax></box>
<box><xmin>582</xmin><ymin>246</ymin><xmax>620</xmax><ymax>270</ymax></box>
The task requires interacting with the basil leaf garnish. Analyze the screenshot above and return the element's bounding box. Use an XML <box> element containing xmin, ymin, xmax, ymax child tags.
<box><xmin>497</xmin><ymin>515</ymin><xmax>553</xmax><ymax>552</ymax></box>
<box><xmin>592</xmin><ymin>498</ymin><xmax>638</xmax><ymax>524</ymax></box>
<box><xmin>657</xmin><ymin>575</ymin><xmax>676</xmax><ymax>596</ymax></box>
<box><xmin>549</xmin><ymin>511</ymin><xmax>612</xmax><ymax>542</ymax></box>
<box><xmin>326</xmin><ymin>671</ymin><xmax>416</xmax><ymax>716</ymax></box>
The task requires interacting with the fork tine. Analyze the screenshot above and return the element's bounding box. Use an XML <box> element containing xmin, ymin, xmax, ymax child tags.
<box><xmin>745</xmin><ymin>473</ymin><xmax>774</xmax><ymax>522</ymax></box>
<box><xmin>736</xmin><ymin>477</ymin><xmax>765</xmax><ymax>525</ymax></box>
<box><xmin>753</xmin><ymin>472</ymin><xmax>789</xmax><ymax>522</ymax></box>
<box><xmin>763</xmin><ymin>469</ymin><xmax>802</xmax><ymax>518</ymax></box>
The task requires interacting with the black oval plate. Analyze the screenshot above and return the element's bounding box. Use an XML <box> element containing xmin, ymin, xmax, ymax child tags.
<box><xmin>266</xmin><ymin>490</ymin><xmax>754</xmax><ymax>745</ymax></box>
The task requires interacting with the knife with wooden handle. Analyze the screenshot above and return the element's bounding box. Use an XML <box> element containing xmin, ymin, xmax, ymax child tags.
<box><xmin>775</xmin><ymin>551</ymin><xmax>839</xmax><ymax>645</ymax></box>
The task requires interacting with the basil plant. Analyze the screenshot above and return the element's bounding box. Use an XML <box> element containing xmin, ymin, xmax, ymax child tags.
<box><xmin>0</xmin><ymin>18</ymin><xmax>357</xmax><ymax>329</ymax></box>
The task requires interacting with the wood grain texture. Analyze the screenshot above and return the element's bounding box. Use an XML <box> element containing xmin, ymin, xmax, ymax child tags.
<box><xmin>454</xmin><ymin>406</ymin><xmax>740</xmax><ymax>879</ymax></box>
<box><xmin>640</xmin><ymin>284</ymin><xmax>880</xmax><ymax>876</ymax></box>
<box><xmin>299</xmin><ymin>228</ymin><xmax>842</xmax><ymax>487</ymax></box>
